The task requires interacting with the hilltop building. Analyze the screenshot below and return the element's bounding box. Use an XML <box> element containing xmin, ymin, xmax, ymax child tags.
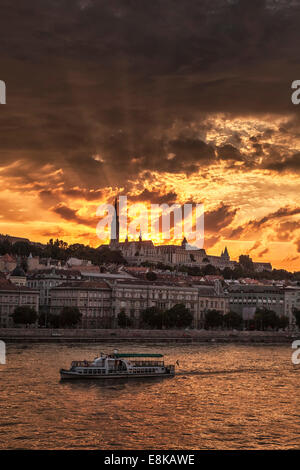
<box><xmin>107</xmin><ymin>198</ymin><xmax>236</xmax><ymax>269</ymax></box>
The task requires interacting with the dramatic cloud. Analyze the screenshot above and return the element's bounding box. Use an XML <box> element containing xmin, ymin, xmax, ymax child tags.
<box><xmin>0</xmin><ymin>0</ymin><xmax>299</xmax><ymax>268</ymax></box>
<box><xmin>205</xmin><ymin>203</ymin><xmax>238</xmax><ymax>233</ymax></box>
<box><xmin>52</xmin><ymin>203</ymin><xmax>97</xmax><ymax>228</ymax></box>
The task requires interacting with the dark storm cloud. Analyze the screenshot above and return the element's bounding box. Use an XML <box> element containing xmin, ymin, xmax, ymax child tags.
<box><xmin>52</xmin><ymin>203</ymin><xmax>97</xmax><ymax>227</ymax></box>
<box><xmin>205</xmin><ymin>203</ymin><xmax>238</xmax><ymax>233</ymax></box>
<box><xmin>230</xmin><ymin>205</ymin><xmax>300</xmax><ymax>238</ymax></box>
<box><xmin>126</xmin><ymin>189</ymin><xmax>178</xmax><ymax>205</ymax></box>
<box><xmin>216</xmin><ymin>144</ymin><xmax>243</xmax><ymax>161</ymax></box>
<box><xmin>1</xmin><ymin>0</ymin><xmax>300</xmax><ymax>190</ymax></box>
<box><xmin>264</xmin><ymin>152</ymin><xmax>300</xmax><ymax>173</ymax></box>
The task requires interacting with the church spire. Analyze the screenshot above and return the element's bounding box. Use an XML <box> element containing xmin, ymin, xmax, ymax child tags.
<box><xmin>110</xmin><ymin>196</ymin><xmax>120</xmax><ymax>246</ymax></box>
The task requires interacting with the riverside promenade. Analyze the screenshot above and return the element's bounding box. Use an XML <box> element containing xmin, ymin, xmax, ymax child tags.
<box><xmin>0</xmin><ymin>328</ymin><xmax>298</xmax><ymax>344</ymax></box>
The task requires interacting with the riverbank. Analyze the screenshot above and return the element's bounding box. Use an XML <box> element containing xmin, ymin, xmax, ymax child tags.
<box><xmin>0</xmin><ymin>328</ymin><xmax>298</xmax><ymax>343</ymax></box>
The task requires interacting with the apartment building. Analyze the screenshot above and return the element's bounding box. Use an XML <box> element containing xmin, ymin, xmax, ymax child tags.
<box><xmin>228</xmin><ymin>285</ymin><xmax>285</xmax><ymax>320</ymax></box>
<box><xmin>111</xmin><ymin>279</ymin><xmax>199</xmax><ymax>327</ymax></box>
<box><xmin>194</xmin><ymin>283</ymin><xmax>229</xmax><ymax>329</ymax></box>
<box><xmin>27</xmin><ymin>268</ymin><xmax>82</xmax><ymax>311</ymax></box>
<box><xmin>0</xmin><ymin>279</ymin><xmax>39</xmax><ymax>327</ymax></box>
<box><xmin>50</xmin><ymin>281</ymin><xmax>112</xmax><ymax>328</ymax></box>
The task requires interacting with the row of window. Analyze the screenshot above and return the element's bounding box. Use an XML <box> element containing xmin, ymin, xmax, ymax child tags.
<box><xmin>0</xmin><ymin>296</ymin><xmax>37</xmax><ymax>303</ymax></box>
<box><xmin>230</xmin><ymin>297</ymin><xmax>283</xmax><ymax>304</ymax></box>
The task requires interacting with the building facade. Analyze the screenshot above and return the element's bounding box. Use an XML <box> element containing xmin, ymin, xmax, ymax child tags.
<box><xmin>111</xmin><ymin>279</ymin><xmax>199</xmax><ymax>327</ymax></box>
<box><xmin>27</xmin><ymin>268</ymin><xmax>82</xmax><ymax>312</ymax></box>
<box><xmin>228</xmin><ymin>285</ymin><xmax>285</xmax><ymax>320</ymax></box>
<box><xmin>284</xmin><ymin>286</ymin><xmax>300</xmax><ymax>326</ymax></box>
<box><xmin>194</xmin><ymin>282</ymin><xmax>229</xmax><ymax>329</ymax></box>
<box><xmin>50</xmin><ymin>281</ymin><xmax>112</xmax><ymax>328</ymax></box>
<box><xmin>0</xmin><ymin>280</ymin><xmax>39</xmax><ymax>327</ymax></box>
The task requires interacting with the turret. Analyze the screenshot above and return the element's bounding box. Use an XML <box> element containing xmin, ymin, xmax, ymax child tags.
<box><xmin>221</xmin><ymin>246</ymin><xmax>230</xmax><ymax>260</ymax></box>
<box><xmin>181</xmin><ymin>236</ymin><xmax>187</xmax><ymax>249</ymax></box>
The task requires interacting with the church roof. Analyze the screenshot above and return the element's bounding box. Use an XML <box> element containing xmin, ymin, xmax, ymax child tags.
<box><xmin>11</xmin><ymin>266</ymin><xmax>26</xmax><ymax>277</ymax></box>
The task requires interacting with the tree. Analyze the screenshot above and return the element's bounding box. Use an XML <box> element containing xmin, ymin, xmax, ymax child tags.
<box><xmin>13</xmin><ymin>306</ymin><xmax>37</xmax><ymax>325</ymax></box>
<box><xmin>13</xmin><ymin>241</ymin><xmax>31</xmax><ymax>257</ymax></box>
<box><xmin>146</xmin><ymin>271</ymin><xmax>157</xmax><ymax>281</ymax></box>
<box><xmin>59</xmin><ymin>307</ymin><xmax>82</xmax><ymax>328</ymax></box>
<box><xmin>203</xmin><ymin>264</ymin><xmax>218</xmax><ymax>275</ymax></box>
<box><xmin>140</xmin><ymin>306</ymin><xmax>164</xmax><ymax>329</ymax></box>
<box><xmin>222</xmin><ymin>267</ymin><xmax>233</xmax><ymax>279</ymax></box>
<box><xmin>277</xmin><ymin>316</ymin><xmax>289</xmax><ymax>330</ymax></box>
<box><xmin>117</xmin><ymin>309</ymin><xmax>132</xmax><ymax>328</ymax></box>
<box><xmin>204</xmin><ymin>309</ymin><xmax>223</xmax><ymax>329</ymax></box>
<box><xmin>223</xmin><ymin>311</ymin><xmax>243</xmax><ymax>329</ymax></box>
<box><xmin>165</xmin><ymin>304</ymin><xmax>193</xmax><ymax>328</ymax></box>
<box><xmin>38</xmin><ymin>311</ymin><xmax>59</xmax><ymax>328</ymax></box>
<box><xmin>293</xmin><ymin>309</ymin><xmax>300</xmax><ymax>328</ymax></box>
<box><xmin>254</xmin><ymin>307</ymin><xmax>278</xmax><ymax>330</ymax></box>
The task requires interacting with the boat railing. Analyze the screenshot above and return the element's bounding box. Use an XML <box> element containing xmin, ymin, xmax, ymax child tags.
<box><xmin>131</xmin><ymin>360</ymin><xmax>164</xmax><ymax>367</ymax></box>
<box><xmin>71</xmin><ymin>361</ymin><xmax>95</xmax><ymax>367</ymax></box>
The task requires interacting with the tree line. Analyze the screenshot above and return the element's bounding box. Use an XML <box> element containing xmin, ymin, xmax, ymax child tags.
<box><xmin>0</xmin><ymin>238</ymin><xmax>125</xmax><ymax>269</ymax></box>
<box><xmin>10</xmin><ymin>305</ymin><xmax>300</xmax><ymax>330</ymax></box>
<box><xmin>1</xmin><ymin>237</ymin><xmax>299</xmax><ymax>281</ymax></box>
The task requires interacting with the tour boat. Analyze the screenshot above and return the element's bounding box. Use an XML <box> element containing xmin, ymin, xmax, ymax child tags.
<box><xmin>60</xmin><ymin>351</ymin><xmax>175</xmax><ymax>380</ymax></box>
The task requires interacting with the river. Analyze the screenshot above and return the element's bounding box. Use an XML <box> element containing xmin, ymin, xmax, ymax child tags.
<box><xmin>0</xmin><ymin>342</ymin><xmax>299</xmax><ymax>449</ymax></box>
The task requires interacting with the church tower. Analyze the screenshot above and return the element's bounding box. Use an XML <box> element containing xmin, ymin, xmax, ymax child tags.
<box><xmin>181</xmin><ymin>236</ymin><xmax>187</xmax><ymax>249</ymax></box>
<box><xmin>110</xmin><ymin>197</ymin><xmax>120</xmax><ymax>247</ymax></box>
<box><xmin>221</xmin><ymin>246</ymin><xmax>230</xmax><ymax>260</ymax></box>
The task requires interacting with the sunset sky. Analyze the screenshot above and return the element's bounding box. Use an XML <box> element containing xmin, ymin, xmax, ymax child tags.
<box><xmin>0</xmin><ymin>0</ymin><xmax>300</xmax><ymax>270</ymax></box>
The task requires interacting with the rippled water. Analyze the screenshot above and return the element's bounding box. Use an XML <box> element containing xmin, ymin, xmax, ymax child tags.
<box><xmin>0</xmin><ymin>342</ymin><xmax>299</xmax><ymax>449</ymax></box>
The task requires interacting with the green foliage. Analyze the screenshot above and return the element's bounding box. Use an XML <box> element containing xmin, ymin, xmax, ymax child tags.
<box><xmin>277</xmin><ymin>315</ymin><xmax>289</xmax><ymax>329</ymax></box>
<box><xmin>13</xmin><ymin>306</ymin><xmax>37</xmax><ymax>325</ymax></box>
<box><xmin>38</xmin><ymin>311</ymin><xmax>60</xmax><ymax>328</ymax></box>
<box><xmin>117</xmin><ymin>309</ymin><xmax>132</xmax><ymax>328</ymax></box>
<box><xmin>204</xmin><ymin>309</ymin><xmax>223</xmax><ymax>329</ymax></box>
<box><xmin>254</xmin><ymin>307</ymin><xmax>279</xmax><ymax>330</ymax></box>
<box><xmin>164</xmin><ymin>304</ymin><xmax>193</xmax><ymax>328</ymax></box>
<box><xmin>223</xmin><ymin>311</ymin><xmax>243</xmax><ymax>329</ymax></box>
<box><xmin>293</xmin><ymin>309</ymin><xmax>300</xmax><ymax>328</ymax></box>
<box><xmin>202</xmin><ymin>264</ymin><xmax>218</xmax><ymax>275</ymax></box>
<box><xmin>146</xmin><ymin>271</ymin><xmax>157</xmax><ymax>281</ymax></box>
<box><xmin>59</xmin><ymin>307</ymin><xmax>82</xmax><ymax>328</ymax></box>
<box><xmin>141</xmin><ymin>306</ymin><xmax>164</xmax><ymax>329</ymax></box>
<box><xmin>141</xmin><ymin>304</ymin><xmax>193</xmax><ymax>329</ymax></box>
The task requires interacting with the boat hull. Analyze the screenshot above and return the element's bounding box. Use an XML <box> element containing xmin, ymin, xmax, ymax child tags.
<box><xmin>60</xmin><ymin>369</ymin><xmax>175</xmax><ymax>380</ymax></box>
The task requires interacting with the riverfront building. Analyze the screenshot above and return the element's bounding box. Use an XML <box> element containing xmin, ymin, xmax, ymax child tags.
<box><xmin>27</xmin><ymin>269</ymin><xmax>82</xmax><ymax>312</ymax></box>
<box><xmin>50</xmin><ymin>281</ymin><xmax>112</xmax><ymax>328</ymax></box>
<box><xmin>228</xmin><ymin>285</ymin><xmax>285</xmax><ymax>320</ymax></box>
<box><xmin>0</xmin><ymin>279</ymin><xmax>39</xmax><ymax>328</ymax></box>
<box><xmin>49</xmin><ymin>277</ymin><xmax>228</xmax><ymax>329</ymax></box>
<box><xmin>284</xmin><ymin>286</ymin><xmax>300</xmax><ymax>327</ymax></box>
